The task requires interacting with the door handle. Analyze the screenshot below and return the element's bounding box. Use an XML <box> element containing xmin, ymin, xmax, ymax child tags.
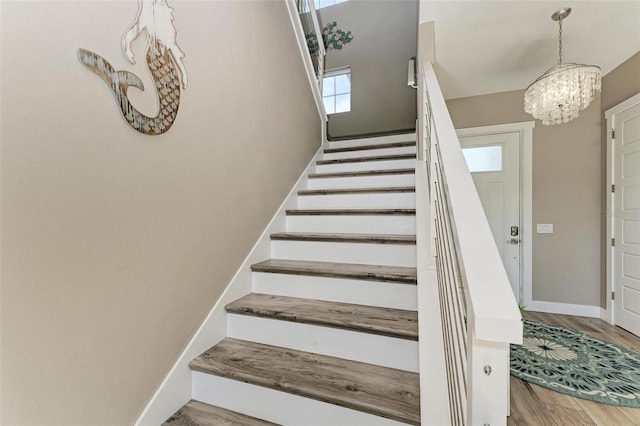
<box><xmin>507</xmin><ymin>238</ymin><xmax>520</xmax><ymax>244</ymax></box>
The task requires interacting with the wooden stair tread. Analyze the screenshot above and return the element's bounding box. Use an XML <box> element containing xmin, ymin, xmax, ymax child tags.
<box><xmin>226</xmin><ymin>293</ymin><xmax>418</xmax><ymax>340</ymax></box>
<box><xmin>317</xmin><ymin>154</ymin><xmax>415</xmax><ymax>165</ymax></box>
<box><xmin>270</xmin><ymin>232</ymin><xmax>416</xmax><ymax>244</ymax></box>
<box><xmin>308</xmin><ymin>168</ymin><xmax>414</xmax><ymax>179</ymax></box>
<box><xmin>190</xmin><ymin>338</ymin><xmax>420</xmax><ymax>425</ymax></box>
<box><xmin>298</xmin><ymin>186</ymin><xmax>415</xmax><ymax>196</ymax></box>
<box><xmin>324</xmin><ymin>141</ymin><xmax>416</xmax><ymax>154</ymax></box>
<box><xmin>286</xmin><ymin>208</ymin><xmax>415</xmax><ymax>216</ymax></box>
<box><xmin>250</xmin><ymin>259</ymin><xmax>417</xmax><ymax>284</ymax></box>
<box><xmin>163</xmin><ymin>400</ymin><xmax>279</xmax><ymax>426</ymax></box>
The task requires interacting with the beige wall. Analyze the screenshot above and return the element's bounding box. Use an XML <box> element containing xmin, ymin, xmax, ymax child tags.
<box><xmin>319</xmin><ymin>0</ymin><xmax>418</xmax><ymax>139</ymax></box>
<box><xmin>446</xmin><ymin>90</ymin><xmax>602</xmax><ymax>307</ymax></box>
<box><xmin>0</xmin><ymin>1</ymin><xmax>320</xmax><ymax>424</ymax></box>
<box><xmin>416</xmin><ymin>21</ymin><xmax>435</xmax><ymax>159</ymax></box>
<box><xmin>602</xmin><ymin>52</ymin><xmax>640</xmax><ymax>112</ymax></box>
<box><xmin>600</xmin><ymin>51</ymin><xmax>640</xmax><ymax>304</ymax></box>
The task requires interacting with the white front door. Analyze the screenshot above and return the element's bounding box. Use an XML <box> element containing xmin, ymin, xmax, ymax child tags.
<box><xmin>613</xmin><ymin>102</ymin><xmax>640</xmax><ymax>336</ymax></box>
<box><xmin>459</xmin><ymin>132</ymin><xmax>521</xmax><ymax>301</ymax></box>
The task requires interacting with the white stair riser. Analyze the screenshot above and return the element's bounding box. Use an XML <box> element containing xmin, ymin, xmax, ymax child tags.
<box><xmin>271</xmin><ymin>240</ymin><xmax>416</xmax><ymax>267</ymax></box>
<box><xmin>308</xmin><ymin>174</ymin><xmax>414</xmax><ymax>190</ymax></box>
<box><xmin>298</xmin><ymin>192</ymin><xmax>415</xmax><ymax>209</ymax></box>
<box><xmin>252</xmin><ymin>272</ymin><xmax>418</xmax><ymax>310</ymax></box>
<box><xmin>315</xmin><ymin>158</ymin><xmax>415</xmax><ymax>174</ymax></box>
<box><xmin>286</xmin><ymin>215</ymin><xmax>416</xmax><ymax>234</ymax></box>
<box><xmin>323</xmin><ymin>146</ymin><xmax>416</xmax><ymax>161</ymax></box>
<box><xmin>327</xmin><ymin>134</ymin><xmax>416</xmax><ymax>150</ymax></box>
<box><xmin>227</xmin><ymin>315</ymin><xmax>419</xmax><ymax>372</ymax></box>
<box><xmin>192</xmin><ymin>372</ymin><xmax>408</xmax><ymax>426</ymax></box>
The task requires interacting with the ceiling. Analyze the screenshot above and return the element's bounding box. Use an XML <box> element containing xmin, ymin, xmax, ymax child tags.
<box><xmin>419</xmin><ymin>1</ymin><xmax>640</xmax><ymax>100</ymax></box>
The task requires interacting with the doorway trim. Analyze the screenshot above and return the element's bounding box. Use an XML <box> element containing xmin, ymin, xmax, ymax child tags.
<box><xmin>456</xmin><ymin>121</ymin><xmax>534</xmax><ymax>306</ymax></box>
<box><xmin>604</xmin><ymin>92</ymin><xmax>640</xmax><ymax>325</ymax></box>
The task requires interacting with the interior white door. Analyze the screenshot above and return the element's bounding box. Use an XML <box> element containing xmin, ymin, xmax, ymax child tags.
<box><xmin>613</xmin><ymin>102</ymin><xmax>640</xmax><ymax>336</ymax></box>
<box><xmin>459</xmin><ymin>132</ymin><xmax>521</xmax><ymax>301</ymax></box>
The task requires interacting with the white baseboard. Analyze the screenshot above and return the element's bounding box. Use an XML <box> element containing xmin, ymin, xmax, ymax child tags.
<box><xmin>525</xmin><ymin>300</ymin><xmax>602</xmax><ymax>318</ymax></box>
<box><xmin>134</xmin><ymin>146</ymin><xmax>322</xmax><ymax>425</ymax></box>
<box><xmin>599</xmin><ymin>307</ymin><xmax>612</xmax><ymax>324</ymax></box>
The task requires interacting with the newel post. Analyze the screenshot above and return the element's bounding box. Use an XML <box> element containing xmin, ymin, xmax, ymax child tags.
<box><xmin>467</xmin><ymin>324</ymin><xmax>511</xmax><ymax>426</ymax></box>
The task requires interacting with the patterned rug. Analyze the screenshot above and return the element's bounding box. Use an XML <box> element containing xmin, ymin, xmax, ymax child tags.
<box><xmin>510</xmin><ymin>320</ymin><xmax>640</xmax><ymax>407</ymax></box>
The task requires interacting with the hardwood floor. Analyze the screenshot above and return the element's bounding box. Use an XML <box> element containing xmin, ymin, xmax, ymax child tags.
<box><xmin>509</xmin><ymin>311</ymin><xmax>640</xmax><ymax>425</ymax></box>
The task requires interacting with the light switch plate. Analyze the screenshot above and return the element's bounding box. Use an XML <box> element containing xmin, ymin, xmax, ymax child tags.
<box><xmin>537</xmin><ymin>224</ymin><xmax>554</xmax><ymax>234</ymax></box>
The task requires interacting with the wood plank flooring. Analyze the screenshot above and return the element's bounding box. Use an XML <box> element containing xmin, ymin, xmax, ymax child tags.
<box><xmin>285</xmin><ymin>208</ymin><xmax>416</xmax><ymax>215</ymax></box>
<box><xmin>250</xmin><ymin>259</ymin><xmax>417</xmax><ymax>283</ymax></box>
<box><xmin>163</xmin><ymin>400</ymin><xmax>279</xmax><ymax>426</ymax></box>
<box><xmin>190</xmin><ymin>338</ymin><xmax>421</xmax><ymax>425</ymax></box>
<box><xmin>509</xmin><ymin>311</ymin><xmax>640</xmax><ymax>425</ymax></box>
<box><xmin>298</xmin><ymin>186</ymin><xmax>415</xmax><ymax>195</ymax></box>
<box><xmin>225</xmin><ymin>293</ymin><xmax>418</xmax><ymax>340</ymax></box>
<box><xmin>269</xmin><ymin>232</ymin><xmax>416</xmax><ymax>244</ymax></box>
<box><xmin>316</xmin><ymin>153</ymin><xmax>415</xmax><ymax>165</ymax></box>
<box><xmin>308</xmin><ymin>168</ymin><xmax>415</xmax><ymax>178</ymax></box>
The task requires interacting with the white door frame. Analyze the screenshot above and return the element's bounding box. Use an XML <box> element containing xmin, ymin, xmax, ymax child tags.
<box><xmin>456</xmin><ymin>121</ymin><xmax>534</xmax><ymax>306</ymax></box>
<box><xmin>604</xmin><ymin>92</ymin><xmax>640</xmax><ymax>325</ymax></box>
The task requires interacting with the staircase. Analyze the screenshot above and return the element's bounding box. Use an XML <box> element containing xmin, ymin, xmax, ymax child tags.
<box><xmin>164</xmin><ymin>135</ymin><xmax>420</xmax><ymax>425</ymax></box>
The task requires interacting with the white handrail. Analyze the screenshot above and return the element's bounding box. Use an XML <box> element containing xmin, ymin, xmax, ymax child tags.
<box><xmin>309</xmin><ymin>0</ymin><xmax>326</xmax><ymax>71</ymax></box>
<box><xmin>423</xmin><ymin>63</ymin><xmax>521</xmax><ymax>343</ymax></box>
<box><xmin>285</xmin><ymin>0</ymin><xmax>327</xmax><ymax>122</ymax></box>
<box><xmin>309</xmin><ymin>0</ymin><xmax>325</xmax><ymax>95</ymax></box>
<box><xmin>418</xmin><ymin>61</ymin><xmax>522</xmax><ymax>425</ymax></box>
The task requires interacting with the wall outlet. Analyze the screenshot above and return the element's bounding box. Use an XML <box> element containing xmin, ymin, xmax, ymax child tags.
<box><xmin>537</xmin><ymin>224</ymin><xmax>554</xmax><ymax>234</ymax></box>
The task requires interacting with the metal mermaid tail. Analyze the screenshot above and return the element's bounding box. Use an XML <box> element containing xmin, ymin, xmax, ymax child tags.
<box><xmin>78</xmin><ymin>0</ymin><xmax>187</xmax><ymax>136</ymax></box>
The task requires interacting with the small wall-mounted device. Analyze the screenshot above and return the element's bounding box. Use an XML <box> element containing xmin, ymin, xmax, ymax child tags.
<box><xmin>537</xmin><ymin>224</ymin><xmax>554</xmax><ymax>234</ymax></box>
<box><xmin>407</xmin><ymin>57</ymin><xmax>417</xmax><ymax>89</ymax></box>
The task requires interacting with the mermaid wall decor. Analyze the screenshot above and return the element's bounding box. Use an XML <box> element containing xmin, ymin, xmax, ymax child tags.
<box><xmin>78</xmin><ymin>0</ymin><xmax>187</xmax><ymax>135</ymax></box>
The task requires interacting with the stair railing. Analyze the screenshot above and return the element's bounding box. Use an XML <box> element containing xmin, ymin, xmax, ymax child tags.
<box><xmin>286</xmin><ymin>0</ymin><xmax>327</xmax><ymax>139</ymax></box>
<box><xmin>295</xmin><ymin>0</ymin><xmax>325</xmax><ymax>86</ymax></box>
<box><xmin>417</xmin><ymin>61</ymin><xmax>522</xmax><ymax>425</ymax></box>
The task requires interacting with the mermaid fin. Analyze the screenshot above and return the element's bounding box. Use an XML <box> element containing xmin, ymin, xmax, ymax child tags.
<box><xmin>77</xmin><ymin>49</ymin><xmax>144</xmax><ymax>92</ymax></box>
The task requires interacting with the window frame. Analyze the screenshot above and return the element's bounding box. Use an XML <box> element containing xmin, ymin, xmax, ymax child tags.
<box><xmin>322</xmin><ymin>67</ymin><xmax>351</xmax><ymax>115</ymax></box>
<box><xmin>461</xmin><ymin>144</ymin><xmax>505</xmax><ymax>173</ymax></box>
<box><xmin>315</xmin><ymin>0</ymin><xmax>348</xmax><ymax>10</ymax></box>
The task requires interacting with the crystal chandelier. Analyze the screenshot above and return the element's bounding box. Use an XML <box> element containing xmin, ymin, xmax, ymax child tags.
<box><xmin>524</xmin><ymin>8</ymin><xmax>601</xmax><ymax>126</ymax></box>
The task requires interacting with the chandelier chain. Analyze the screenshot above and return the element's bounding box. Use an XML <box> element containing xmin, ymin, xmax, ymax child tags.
<box><xmin>558</xmin><ymin>18</ymin><xmax>563</xmax><ymax>65</ymax></box>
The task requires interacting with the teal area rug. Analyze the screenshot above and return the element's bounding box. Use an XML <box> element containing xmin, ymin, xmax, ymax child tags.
<box><xmin>510</xmin><ymin>320</ymin><xmax>640</xmax><ymax>407</ymax></box>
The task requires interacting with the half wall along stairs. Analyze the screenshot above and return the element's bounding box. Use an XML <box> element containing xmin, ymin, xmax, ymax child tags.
<box><xmin>165</xmin><ymin>135</ymin><xmax>420</xmax><ymax>425</ymax></box>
